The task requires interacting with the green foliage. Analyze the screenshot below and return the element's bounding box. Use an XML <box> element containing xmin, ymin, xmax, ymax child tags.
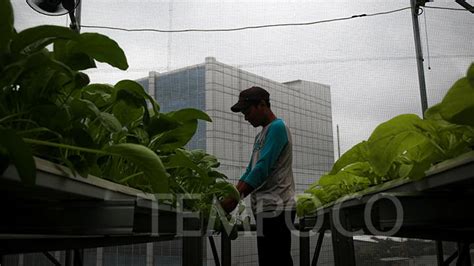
<box><xmin>329</xmin><ymin>141</ymin><xmax>370</xmax><ymax>175</ymax></box>
<box><xmin>0</xmin><ymin>128</ymin><xmax>35</xmax><ymax>185</ymax></box>
<box><xmin>11</xmin><ymin>25</ymin><xmax>79</xmax><ymax>54</ymax></box>
<box><xmin>0</xmin><ymin>0</ymin><xmax>236</xmax><ymax>225</ymax></box>
<box><xmin>296</xmin><ymin>193</ymin><xmax>322</xmax><ymax>217</ymax></box>
<box><xmin>367</xmin><ymin>114</ymin><xmax>442</xmax><ymax>178</ymax></box>
<box><xmin>106</xmin><ymin>144</ymin><xmax>169</xmax><ymax>194</ymax></box>
<box><xmin>0</xmin><ymin>0</ymin><xmax>15</xmax><ymax>54</ymax></box>
<box><xmin>435</xmin><ymin>64</ymin><xmax>474</xmax><ymax>126</ymax></box>
<box><xmin>297</xmin><ymin>63</ymin><xmax>474</xmax><ymax>217</ymax></box>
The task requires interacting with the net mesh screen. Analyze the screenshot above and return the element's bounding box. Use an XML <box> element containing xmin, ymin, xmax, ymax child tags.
<box><xmin>9</xmin><ymin>1</ymin><xmax>474</xmax><ymax>265</ymax></box>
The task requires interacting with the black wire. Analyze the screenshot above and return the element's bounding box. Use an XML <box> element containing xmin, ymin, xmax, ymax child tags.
<box><xmin>424</xmin><ymin>6</ymin><xmax>468</xmax><ymax>11</ymax></box>
<box><xmin>81</xmin><ymin>7</ymin><xmax>411</xmax><ymax>33</ymax></box>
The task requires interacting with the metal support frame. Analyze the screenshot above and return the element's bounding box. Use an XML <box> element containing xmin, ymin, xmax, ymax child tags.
<box><xmin>436</xmin><ymin>241</ymin><xmax>444</xmax><ymax>266</ymax></box>
<box><xmin>208</xmin><ymin>236</ymin><xmax>221</xmax><ymax>266</ymax></box>
<box><xmin>311</xmin><ymin>232</ymin><xmax>325</xmax><ymax>266</ymax></box>
<box><xmin>444</xmin><ymin>250</ymin><xmax>459</xmax><ymax>266</ymax></box>
<box><xmin>182</xmin><ymin>237</ymin><xmax>203</xmax><ymax>266</ymax></box>
<box><xmin>329</xmin><ymin>211</ymin><xmax>356</xmax><ymax>266</ymax></box>
<box><xmin>221</xmin><ymin>232</ymin><xmax>231</xmax><ymax>266</ymax></box>
<box><xmin>299</xmin><ymin>230</ymin><xmax>310</xmax><ymax>266</ymax></box>
<box><xmin>42</xmin><ymin>252</ymin><xmax>61</xmax><ymax>266</ymax></box>
<box><xmin>65</xmin><ymin>250</ymin><xmax>83</xmax><ymax>266</ymax></box>
<box><xmin>456</xmin><ymin>242</ymin><xmax>472</xmax><ymax>266</ymax></box>
<box><xmin>298</xmin><ymin>159</ymin><xmax>474</xmax><ymax>266</ymax></box>
<box><xmin>410</xmin><ymin>0</ymin><xmax>429</xmax><ymax>116</ymax></box>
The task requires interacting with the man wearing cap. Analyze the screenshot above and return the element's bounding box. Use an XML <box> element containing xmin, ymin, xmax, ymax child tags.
<box><xmin>222</xmin><ymin>86</ymin><xmax>296</xmax><ymax>266</ymax></box>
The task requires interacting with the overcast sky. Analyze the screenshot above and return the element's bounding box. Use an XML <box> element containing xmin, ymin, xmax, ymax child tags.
<box><xmin>12</xmin><ymin>0</ymin><xmax>474</xmax><ymax>156</ymax></box>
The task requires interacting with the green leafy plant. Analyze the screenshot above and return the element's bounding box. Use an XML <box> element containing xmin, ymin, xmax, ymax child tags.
<box><xmin>0</xmin><ymin>0</ymin><xmax>238</xmax><ymax>223</ymax></box>
<box><xmin>297</xmin><ymin>63</ymin><xmax>474</xmax><ymax>216</ymax></box>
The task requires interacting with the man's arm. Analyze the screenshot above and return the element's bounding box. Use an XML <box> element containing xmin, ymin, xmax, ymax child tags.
<box><xmin>236</xmin><ymin>180</ymin><xmax>254</xmax><ymax>197</ymax></box>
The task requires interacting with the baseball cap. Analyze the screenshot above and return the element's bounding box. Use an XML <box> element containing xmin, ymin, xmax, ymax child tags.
<box><xmin>231</xmin><ymin>86</ymin><xmax>270</xmax><ymax>112</ymax></box>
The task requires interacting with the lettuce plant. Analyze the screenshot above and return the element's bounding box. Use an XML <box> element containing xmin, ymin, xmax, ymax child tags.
<box><xmin>297</xmin><ymin>63</ymin><xmax>474</xmax><ymax>216</ymax></box>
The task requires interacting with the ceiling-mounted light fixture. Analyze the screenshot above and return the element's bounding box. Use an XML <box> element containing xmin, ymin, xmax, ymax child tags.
<box><xmin>26</xmin><ymin>0</ymin><xmax>82</xmax><ymax>32</ymax></box>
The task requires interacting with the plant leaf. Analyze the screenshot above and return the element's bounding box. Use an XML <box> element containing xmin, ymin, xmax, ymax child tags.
<box><xmin>70</xmin><ymin>98</ymin><xmax>100</xmax><ymax>118</ymax></box>
<box><xmin>467</xmin><ymin>63</ymin><xmax>474</xmax><ymax>88</ymax></box>
<box><xmin>112</xmin><ymin>100</ymin><xmax>143</xmax><ymax>127</ymax></box>
<box><xmin>0</xmin><ymin>128</ymin><xmax>36</xmax><ymax>185</ymax></box>
<box><xmin>106</xmin><ymin>143</ymin><xmax>169</xmax><ymax>194</ymax></box>
<box><xmin>367</xmin><ymin>114</ymin><xmax>434</xmax><ymax>177</ymax></box>
<box><xmin>114</xmin><ymin>79</ymin><xmax>160</xmax><ymax>115</ymax></box>
<box><xmin>11</xmin><ymin>25</ymin><xmax>78</xmax><ymax>54</ymax></box>
<box><xmin>168</xmin><ymin>108</ymin><xmax>212</xmax><ymax>123</ymax></box>
<box><xmin>53</xmin><ymin>39</ymin><xmax>96</xmax><ymax>71</ymax></box>
<box><xmin>150</xmin><ymin>109</ymin><xmax>211</xmax><ymax>151</ymax></box>
<box><xmin>146</xmin><ymin>113</ymin><xmax>181</xmax><ymax>136</ymax></box>
<box><xmin>330</xmin><ymin>141</ymin><xmax>369</xmax><ymax>175</ymax></box>
<box><xmin>151</xmin><ymin>120</ymin><xmax>198</xmax><ymax>152</ymax></box>
<box><xmin>213</xmin><ymin>179</ymin><xmax>240</xmax><ymax>201</ymax></box>
<box><xmin>439</xmin><ymin>77</ymin><xmax>474</xmax><ymax>126</ymax></box>
<box><xmin>164</xmin><ymin>148</ymin><xmax>208</xmax><ymax>180</ymax></box>
<box><xmin>0</xmin><ymin>0</ymin><xmax>15</xmax><ymax>53</ymax></box>
<box><xmin>80</xmin><ymin>83</ymin><xmax>115</xmax><ymax>108</ymax></box>
<box><xmin>98</xmin><ymin>112</ymin><xmax>122</xmax><ymax>133</ymax></box>
<box><xmin>424</xmin><ymin>103</ymin><xmax>443</xmax><ymax>120</ymax></box>
<box><xmin>76</xmin><ymin>33</ymin><xmax>128</xmax><ymax>70</ymax></box>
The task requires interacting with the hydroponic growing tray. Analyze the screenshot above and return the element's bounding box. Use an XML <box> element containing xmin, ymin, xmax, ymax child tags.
<box><xmin>299</xmin><ymin>151</ymin><xmax>474</xmax><ymax>266</ymax></box>
<box><xmin>0</xmin><ymin>157</ymin><xmax>178</xmax><ymax>254</ymax></box>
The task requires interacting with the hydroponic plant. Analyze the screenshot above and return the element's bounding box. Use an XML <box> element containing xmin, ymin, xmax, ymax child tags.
<box><xmin>296</xmin><ymin>63</ymin><xmax>474</xmax><ymax>217</ymax></box>
<box><xmin>0</xmin><ymin>0</ymin><xmax>239</xmax><ymax>221</ymax></box>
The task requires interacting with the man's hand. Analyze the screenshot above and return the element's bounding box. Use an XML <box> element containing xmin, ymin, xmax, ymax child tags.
<box><xmin>220</xmin><ymin>197</ymin><xmax>238</xmax><ymax>213</ymax></box>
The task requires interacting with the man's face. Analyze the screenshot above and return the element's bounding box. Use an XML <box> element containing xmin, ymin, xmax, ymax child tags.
<box><xmin>242</xmin><ymin>102</ymin><xmax>263</xmax><ymax>127</ymax></box>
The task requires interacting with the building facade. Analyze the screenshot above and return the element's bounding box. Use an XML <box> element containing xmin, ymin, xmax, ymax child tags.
<box><xmin>137</xmin><ymin>57</ymin><xmax>335</xmax><ymax>265</ymax></box>
<box><xmin>137</xmin><ymin>57</ymin><xmax>334</xmax><ymax>192</ymax></box>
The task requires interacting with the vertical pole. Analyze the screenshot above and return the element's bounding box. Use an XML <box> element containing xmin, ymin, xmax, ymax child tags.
<box><xmin>456</xmin><ymin>242</ymin><xmax>472</xmax><ymax>266</ymax></box>
<box><xmin>73</xmin><ymin>249</ymin><xmax>83</xmax><ymax>266</ymax></box>
<box><xmin>145</xmin><ymin>243</ymin><xmax>153</xmax><ymax>266</ymax></box>
<box><xmin>299</xmin><ymin>228</ymin><xmax>310</xmax><ymax>266</ymax></box>
<box><xmin>65</xmin><ymin>250</ymin><xmax>73</xmax><ymax>266</ymax></box>
<box><xmin>436</xmin><ymin>241</ymin><xmax>444</xmax><ymax>266</ymax></box>
<box><xmin>336</xmin><ymin>125</ymin><xmax>341</xmax><ymax>159</ymax></box>
<box><xmin>329</xmin><ymin>212</ymin><xmax>355</xmax><ymax>266</ymax></box>
<box><xmin>74</xmin><ymin>0</ymin><xmax>82</xmax><ymax>33</ymax></box>
<box><xmin>221</xmin><ymin>233</ymin><xmax>232</xmax><ymax>266</ymax></box>
<box><xmin>182</xmin><ymin>237</ymin><xmax>203</xmax><ymax>266</ymax></box>
<box><xmin>410</xmin><ymin>0</ymin><xmax>429</xmax><ymax>116</ymax></box>
<box><xmin>96</xmin><ymin>247</ymin><xmax>103</xmax><ymax>266</ymax></box>
<box><xmin>167</xmin><ymin>0</ymin><xmax>174</xmax><ymax>71</ymax></box>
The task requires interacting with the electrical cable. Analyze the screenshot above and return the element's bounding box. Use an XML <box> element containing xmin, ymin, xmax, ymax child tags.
<box><xmin>80</xmin><ymin>5</ymin><xmax>469</xmax><ymax>34</ymax></box>
<box><xmin>81</xmin><ymin>7</ymin><xmax>412</xmax><ymax>33</ymax></box>
<box><xmin>424</xmin><ymin>6</ymin><xmax>468</xmax><ymax>11</ymax></box>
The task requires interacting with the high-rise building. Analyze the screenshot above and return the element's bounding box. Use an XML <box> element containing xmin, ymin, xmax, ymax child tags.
<box><xmin>137</xmin><ymin>57</ymin><xmax>335</xmax><ymax>265</ymax></box>
<box><xmin>3</xmin><ymin>57</ymin><xmax>334</xmax><ymax>266</ymax></box>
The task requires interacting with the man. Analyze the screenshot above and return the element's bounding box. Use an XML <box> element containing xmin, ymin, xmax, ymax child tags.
<box><xmin>221</xmin><ymin>86</ymin><xmax>296</xmax><ymax>266</ymax></box>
